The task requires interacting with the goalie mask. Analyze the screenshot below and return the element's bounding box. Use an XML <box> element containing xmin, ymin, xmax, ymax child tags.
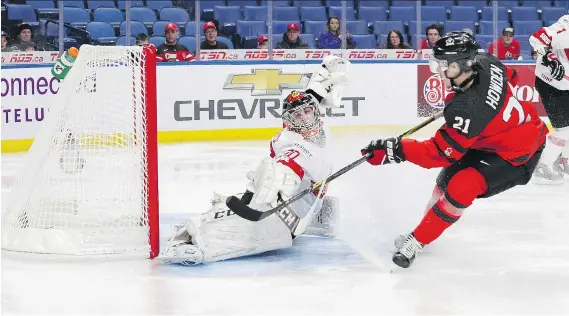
<box><xmin>429</xmin><ymin>31</ymin><xmax>483</xmax><ymax>91</ymax></box>
<box><xmin>282</xmin><ymin>91</ymin><xmax>321</xmax><ymax>133</ymax></box>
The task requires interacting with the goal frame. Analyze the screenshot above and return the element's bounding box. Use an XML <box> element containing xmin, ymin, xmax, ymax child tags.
<box><xmin>144</xmin><ymin>45</ymin><xmax>160</xmax><ymax>259</ymax></box>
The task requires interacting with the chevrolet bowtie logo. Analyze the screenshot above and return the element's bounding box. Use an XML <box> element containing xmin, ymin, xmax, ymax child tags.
<box><xmin>223</xmin><ymin>69</ymin><xmax>311</xmax><ymax>96</ymax></box>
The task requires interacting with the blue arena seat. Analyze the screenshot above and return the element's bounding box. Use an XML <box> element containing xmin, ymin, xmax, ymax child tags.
<box><xmin>93</xmin><ymin>7</ymin><xmax>124</xmax><ymax>28</ymax></box>
<box><xmin>450</xmin><ymin>6</ymin><xmax>478</xmax><ymax>21</ymax></box>
<box><xmin>351</xmin><ymin>34</ymin><xmax>377</xmax><ymax>48</ymax></box>
<box><xmin>244</xmin><ymin>6</ymin><xmax>268</xmax><ymax>21</ymax></box>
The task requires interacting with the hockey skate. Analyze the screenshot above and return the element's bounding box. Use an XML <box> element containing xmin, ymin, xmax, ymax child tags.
<box><xmin>532</xmin><ymin>162</ymin><xmax>564</xmax><ymax>185</ymax></box>
<box><xmin>394</xmin><ymin>233</ymin><xmax>411</xmax><ymax>250</ymax></box>
<box><xmin>554</xmin><ymin>156</ymin><xmax>569</xmax><ymax>177</ymax></box>
<box><xmin>158</xmin><ymin>220</ymin><xmax>205</xmax><ymax>265</ymax></box>
<box><xmin>392</xmin><ymin>233</ymin><xmax>423</xmax><ymax>268</ymax></box>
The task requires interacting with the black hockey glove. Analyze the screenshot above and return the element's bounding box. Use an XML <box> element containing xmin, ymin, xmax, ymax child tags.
<box><xmin>542</xmin><ymin>53</ymin><xmax>565</xmax><ymax>81</ymax></box>
<box><xmin>361</xmin><ymin>137</ymin><xmax>406</xmax><ymax>166</ymax></box>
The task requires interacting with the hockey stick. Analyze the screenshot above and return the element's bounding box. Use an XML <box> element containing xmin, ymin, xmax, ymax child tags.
<box><xmin>226</xmin><ymin>111</ymin><xmax>444</xmax><ymax>222</ymax></box>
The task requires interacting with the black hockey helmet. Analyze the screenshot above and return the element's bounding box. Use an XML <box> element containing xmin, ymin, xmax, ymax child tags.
<box><xmin>429</xmin><ymin>31</ymin><xmax>481</xmax><ymax>74</ymax></box>
<box><xmin>282</xmin><ymin>90</ymin><xmax>321</xmax><ymax>132</ymax></box>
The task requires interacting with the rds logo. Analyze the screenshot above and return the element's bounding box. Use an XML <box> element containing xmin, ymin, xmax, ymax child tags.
<box><xmin>423</xmin><ymin>73</ymin><xmax>453</xmax><ymax>108</ymax></box>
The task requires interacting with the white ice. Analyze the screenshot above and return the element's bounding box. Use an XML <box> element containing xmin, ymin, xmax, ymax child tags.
<box><xmin>2</xmin><ymin>130</ymin><xmax>569</xmax><ymax>315</ymax></box>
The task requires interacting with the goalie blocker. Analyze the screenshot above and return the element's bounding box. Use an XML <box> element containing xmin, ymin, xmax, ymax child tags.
<box><xmin>159</xmin><ymin>57</ymin><xmax>351</xmax><ymax>265</ymax></box>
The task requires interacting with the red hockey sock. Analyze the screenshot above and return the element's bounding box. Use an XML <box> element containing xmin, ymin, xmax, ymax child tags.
<box><xmin>413</xmin><ymin>167</ymin><xmax>487</xmax><ymax>245</ymax></box>
<box><xmin>413</xmin><ymin>200</ymin><xmax>460</xmax><ymax>245</ymax></box>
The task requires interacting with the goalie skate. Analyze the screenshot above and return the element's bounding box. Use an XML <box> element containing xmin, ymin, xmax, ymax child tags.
<box><xmin>159</xmin><ymin>220</ymin><xmax>205</xmax><ymax>265</ymax></box>
<box><xmin>159</xmin><ymin>241</ymin><xmax>204</xmax><ymax>266</ymax></box>
<box><xmin>392</xmin><ymin>233</ymin><xmax>423</xmax><ymax>268</ymax></box>
<box><xmin>532</xmin><ymin>162</ymin><xmax>564</xmax><ymax>185</ymax></box>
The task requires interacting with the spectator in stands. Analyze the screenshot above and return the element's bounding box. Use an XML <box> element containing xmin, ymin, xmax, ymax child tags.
<box><xmin>2</xmin><ymin>30</ymin><xmax>9</xmax><ymax>52</ymax></box>
<box><xmin>488</xmin><ymin>27</ymin><xmax>521</xmax><ymax>60</ymax></box>
<box><xmin>317</xmin><ymin>16</ymin><xmax>356</xmax><ymax>49</ymax></box>
<box><xmin>200</xmin><ymin>21</ymin><xmax>229</xmax><ymax>50</ymax></box>
<box><xmin>276</xmin><ymin>23</ymin><xmax>310</xmax><ymax>49</ymax></box>
<box><xmin>10</xmin><ymin>23</ymin><xmax>37</xmax><ymax>52</ymax></box>
<box><xmin>379</xmin><ymin>29</ymin><xmax>411</xmax><ymax>49</ymax></box>
<box><xmin>258</xmin><ymin>35</ymin><xmax>269</xmax><ymax>49</ymax></box>
<box><xmin>136</xmin><ymin>33</ymin><xmax>151</xmax><ymax>47</ymax></box>
<box><xmin>420</xmin><ymin>24</ymin><xmax>441</xmax><ymax>50</ymax></box>
<box><xmin>156</xmin><ymin>23</ymin><xmax>195</xmax><ymax>62</ymax></box>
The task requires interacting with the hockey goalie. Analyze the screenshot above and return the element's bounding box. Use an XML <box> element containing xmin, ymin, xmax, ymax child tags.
<box><xmin>159</xmin><ymin>56</ymin><xmax>352</xmax><ymax>265</ymax></box>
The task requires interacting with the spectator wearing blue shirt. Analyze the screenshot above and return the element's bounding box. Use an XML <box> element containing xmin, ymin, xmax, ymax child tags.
<box><xmin>317</xmin><ymin>16</ymin><xmax>356</xmax><ymax>49</ymax></box>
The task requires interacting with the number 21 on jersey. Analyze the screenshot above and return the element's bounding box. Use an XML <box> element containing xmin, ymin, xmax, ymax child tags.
<box><xmin>452</xmin><ymin>96</ymin><xmax>527</xmax><ymax>134</ymax></box>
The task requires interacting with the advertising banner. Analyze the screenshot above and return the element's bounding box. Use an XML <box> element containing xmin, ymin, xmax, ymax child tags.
<box><xmin>1</xmin><ymin>49</ymin><xmax>429</xmax><ymax>64</ymax></box>
<box><xmin>1</xmin><ymin>67</ymin><xmax>60</xmax><ymax>140</ymax></box>
<box><xmin>1</xmin><ymin>51</ymin><xmax>60</xmax><ymax>65</ymax></box>
<box><xmin>417</xmin><ymin>64</ymin><xmax>546</xmax><ymax>117</ymax></box>
<box><xmin>197</xmin><ymin>49</ymin><xmax>423</xmax><ymax>61</ymax></box>
<box><xmin>157</xmin><ymin>63</ymin><xmax>418</xmax><ymax>132</ymax></box>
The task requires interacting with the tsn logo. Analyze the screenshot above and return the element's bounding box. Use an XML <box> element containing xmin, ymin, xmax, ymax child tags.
<box><xmin>396</xmin><ymin>50</ymin><xmax>417</xmax><ymax>59</ymax></box>
<box><xmin>304</xmin><ymin>50</ymin><xmax>343</xmax><ymax>59</ymax></box>
<box><xmin>200</xmin><ymin>51</ymin><xmax>238</xmax><ymax>60</ymax></box>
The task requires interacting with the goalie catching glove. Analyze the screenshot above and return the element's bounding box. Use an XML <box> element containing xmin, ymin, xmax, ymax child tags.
<box><xmin>361</xmin><ymin>136</ymin><xmax>406</xmax><ymax>165</ymax></box>
<box><xmin>247</xmin><ymin>156</ymin><xmax>303</xmax><ymax>207</ymax></box>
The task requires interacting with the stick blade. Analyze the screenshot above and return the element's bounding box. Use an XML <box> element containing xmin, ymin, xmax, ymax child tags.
<box><xmin>225</xmin><ymin>196</ymin><xmax>264</xmax><ymax>221</ymax></box>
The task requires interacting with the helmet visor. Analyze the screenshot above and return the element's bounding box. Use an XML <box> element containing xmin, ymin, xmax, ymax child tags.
<box><xmin>283</xmin><ymin>102</ymin><xmax>320</xmax><ymax>130</ymax></box>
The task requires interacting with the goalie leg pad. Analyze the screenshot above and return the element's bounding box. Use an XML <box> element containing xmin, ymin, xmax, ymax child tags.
<box><xmin>161</xmin><ymin>191</ymin><xmax>295</xmax><ymax>265</ymax></box>
<box><xmin>304</xmin><ymin>196</ymin><xmax>339</xmax><ymax>237</ymax></box>
<box><xmin>198</xmin><ymin>212</ymin><xmax>293</xmax><ymax>263</ymax></box>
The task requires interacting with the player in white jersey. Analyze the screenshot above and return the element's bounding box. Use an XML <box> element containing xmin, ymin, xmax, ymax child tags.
<box><xmin>529</xmin><ymin>15</ymin><xmax>569</xmax><ymax>184</ymax></box>
<box><xmin>158</xmin><ymin>56</ymin><xmax>352</xmax><ymax>265</ymax></box>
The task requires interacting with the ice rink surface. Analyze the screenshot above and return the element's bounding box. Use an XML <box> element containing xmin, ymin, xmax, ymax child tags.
<box><xmin>2</xmin><ymin>130</ymin><xmax>569</xmax><ymax>315</ymax></box>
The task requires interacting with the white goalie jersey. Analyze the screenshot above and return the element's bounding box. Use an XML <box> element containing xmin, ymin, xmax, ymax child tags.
<box><xmin>266</xmin><ymin>126</ymin><xmax>334</xmax><ymax>219</ymax></box>
<box><xmin>529</xmin><ymin>15</ymin><xmax>569</xmax><ymax>90</ymax></box>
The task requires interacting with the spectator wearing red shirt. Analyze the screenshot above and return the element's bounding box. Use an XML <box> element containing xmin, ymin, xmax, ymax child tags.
<box><xmin>420</xmin><ymin>24</ymin><xmax>441</xmax><ymax>49</ymax></box>
<box><xmin>488</xmin><ymin>27</ymin><xmax>521</xmax><ymax>60</ymax></box>
<box><xmin>258</xmin><ymin>35</ymin><xmax>269</xmax><ymax>49</ymax></box>
<box><xmin>200</xmin><ymin>21</ymin><xmax>229</xmax><ymax>50</ymax></box>
<box><xmin>156</xmin><ymin>23</ymin><xmax>195</xmax><ymax>62</ymax></box>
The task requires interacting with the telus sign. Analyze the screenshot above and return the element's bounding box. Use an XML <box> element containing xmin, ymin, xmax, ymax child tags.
<box><xmin>1</xmin><ymin>75</ymin><xmax>60</xmax><ymax>124</ymax></box>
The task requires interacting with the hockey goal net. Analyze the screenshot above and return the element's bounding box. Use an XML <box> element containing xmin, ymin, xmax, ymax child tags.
<box><xmin>1</xmin><ymin>45</ymin><xmax>159</xmax><ymax>258</ymax></box>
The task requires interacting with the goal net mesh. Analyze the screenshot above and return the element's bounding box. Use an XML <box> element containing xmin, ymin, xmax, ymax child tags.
<box><xmin>2</xmin><ymin>45</ymin><xmax>158</xmax><ymax>256</ymax></box>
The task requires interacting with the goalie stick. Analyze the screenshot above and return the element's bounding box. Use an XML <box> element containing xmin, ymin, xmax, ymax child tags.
<box><xmin>226</xmin><ymin>111</ymin><xmax>444</xmax><ymax>222</ymax></box>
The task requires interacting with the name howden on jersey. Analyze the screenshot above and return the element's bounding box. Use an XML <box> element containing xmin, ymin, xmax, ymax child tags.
<box><xmin>486</xmin><ymin>64</ymin><xmax>505</xmax><ymax>110</ymax></box>
<box><xmin>173</xmin><ymin>97</ymin><xmax>365</xmax><ymax>121</ymax></box>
